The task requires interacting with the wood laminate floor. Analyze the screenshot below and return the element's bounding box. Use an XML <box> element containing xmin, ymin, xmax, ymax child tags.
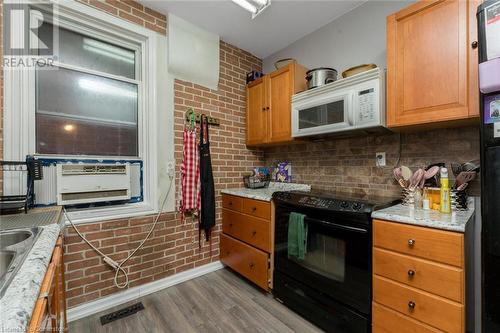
<box><xmin>69</xmin><ymin>269</ymin><xmax>323</xmax><ymax>333</ymax></box>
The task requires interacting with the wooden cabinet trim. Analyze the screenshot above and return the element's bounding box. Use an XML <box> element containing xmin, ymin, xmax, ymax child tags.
<box><xmin>28</xmin><ymin>234</ymin><xmax>67</xmax><ymax>333</ymax></box>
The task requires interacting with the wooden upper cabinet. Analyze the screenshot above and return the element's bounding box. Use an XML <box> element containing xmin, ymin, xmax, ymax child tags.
<box><xmin>246</xmin><ymin>62</ymin><xmax>307</xmax><ymax>146</ymax></box>
<box><xmin>246</xmin><ymin>77</ymin><xmax>268</xmax><ymax>145</ymax></box>
<box><xmin>386</xmin><ymin>0</ymin><xmax>480</xmax><ymax>129</ymax></box>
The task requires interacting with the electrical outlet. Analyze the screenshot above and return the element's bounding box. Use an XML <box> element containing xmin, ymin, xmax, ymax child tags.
<box><xmin>166</xmin><ymin>161</ymin><xmax>175</xmax><ymax>177</ymax></box>
<box><xmin>376</xmin><ymin>152</ymin><xmax>386</xmax><ymax>167</ymax></box>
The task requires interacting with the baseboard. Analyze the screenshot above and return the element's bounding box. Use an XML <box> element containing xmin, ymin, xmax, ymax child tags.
<box><xmin>67</xmin><ymin>261</ymin><xmax>224</xmax><ymax>323</ymax></box>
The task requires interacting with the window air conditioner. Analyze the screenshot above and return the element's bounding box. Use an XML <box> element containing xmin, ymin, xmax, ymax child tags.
<box><xmin>56</xmin><ymin>164</ymin><xmax>131</xmax><ymax>205</ymax></box>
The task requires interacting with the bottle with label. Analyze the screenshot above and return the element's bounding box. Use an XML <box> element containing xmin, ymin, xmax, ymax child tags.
<box><xmin>440</xmin><ymin>167</ymin><xmax>451</xmax><ymax>214</ymax></box>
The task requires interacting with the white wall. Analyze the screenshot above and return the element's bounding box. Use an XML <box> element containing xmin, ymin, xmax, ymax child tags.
<box><xmin>263</xmin><ymin>1</ymin><xmax>414</xmax><ymax>74</ymax></box>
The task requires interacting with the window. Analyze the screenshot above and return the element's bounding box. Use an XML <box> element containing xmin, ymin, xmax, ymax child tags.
<box><xmin>4</xmin><ymin>1</ymin><xmax>175</xmax><ymax>223</ymax></box>
<box><xmin>35</xmin><ymin>23</ymin><xmax>140</xmax><ymax>157</ymax></box>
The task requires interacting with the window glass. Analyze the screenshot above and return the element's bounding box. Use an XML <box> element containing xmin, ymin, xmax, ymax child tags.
<box><xmin>38</xmin><ymin>23</ymin><xmax>136</xmax><ymax>79</ymax></box>
<box><xmin>36</xmin><ymin>67</ymin><xmax>138</xmax><ymax>156</ymax></box>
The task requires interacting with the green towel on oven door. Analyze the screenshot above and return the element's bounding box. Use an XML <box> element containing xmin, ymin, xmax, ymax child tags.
<box><xmin>288</xmin><ymin>212</ymin><xmax>308</xmax><ymax>260</ymax></box>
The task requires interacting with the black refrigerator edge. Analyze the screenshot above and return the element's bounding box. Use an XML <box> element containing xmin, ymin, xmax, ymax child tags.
<box><xmin>478</xmin><ymin>0</ymin><xmax>500</xmax><ymax>332</ymax></box>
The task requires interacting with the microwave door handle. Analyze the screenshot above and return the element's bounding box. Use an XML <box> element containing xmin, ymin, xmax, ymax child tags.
<box><xmin>346</xmin><ymin>93</ymin><xmax>354</xmax><ymax>125</ymax></box>
<box><xmin>303</xmin><ymin>217</ymin><xmax>368</xmax><ymax>234</ymax></box>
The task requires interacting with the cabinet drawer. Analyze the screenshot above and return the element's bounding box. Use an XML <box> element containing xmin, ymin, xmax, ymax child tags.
<box><xmin>373</xmin><ymin>276</ymin><xmax>463</xmax><ymax>333</ymax></box>
<box><xmin>373</xmin><ymin>220</ymin><xmax>463</xmax><ymax>267</ymax></box>
<box><xmin>222</xmin><ymin>209</ymin><xmax>271</xmax><ymax>252</ymax></box>
<box><xmin>222</xmin><ymin>195</ymin><xmax>243</xmax><ymax>212</ymax></box>
<box><xmin>242</xmin><ymin>198</ymin><xmax>271</xmax><ymax>220</ymax></box>
<box><xmin>372</xmin><ymin>302</ymin><xmax>441</xmax><ymax>333</ymax></box>
<box><xmin>220</xmin><ymin>234</ymin><xmax>269</xmax><ymax>290</ymax></box>
<box><xmin>373</xmin><ymin>248</ymin><xmax>463</xmax><ymax>303</ymax></box>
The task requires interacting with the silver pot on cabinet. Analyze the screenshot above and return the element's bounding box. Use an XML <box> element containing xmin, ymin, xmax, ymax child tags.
<box><xmin>305</xmin><ymin>68</ymin><xmax>338</xmax><ymax>89</ymax></box>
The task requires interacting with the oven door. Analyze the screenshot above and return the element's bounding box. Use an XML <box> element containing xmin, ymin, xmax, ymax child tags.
<box><xmin>274</xmin><ymin>204</ymin><xmax>371</xmax><ymax>314</ymax></box>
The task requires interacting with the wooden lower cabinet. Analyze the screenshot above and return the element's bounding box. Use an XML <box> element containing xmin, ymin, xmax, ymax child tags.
<box><xmin>28</xmin><ymin>235</ymin><xmax>67</xmax><ymax>332</ymax></box>
<box><xmin>373</xmin><ymin>302</ymin><xmax>441</xmax><ymax>333</ymax></box>
<box><xmin>220</xmin><ymin>234</ymin><xmax>269</xmax><ymax>290</ymax></box>
<box><xmin>220</xmin><ymin>194</ymin><xmax>272</xmax><ymax>291</ymax></box>
<box><xmin>372</xmin><ymin>219</ymin><xmax>465</xmax><ymax>333</ymax></box>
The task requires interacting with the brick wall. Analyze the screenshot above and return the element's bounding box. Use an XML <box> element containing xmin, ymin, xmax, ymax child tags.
<box><xmin>264</xmin><ymin>126</ymin><xmax>480</xmax><ymax>197</ymax></box>
<box><xmin>60</xmin><ymin>1</ymin><xmax>264</xmax><ymax>308</ymax></box>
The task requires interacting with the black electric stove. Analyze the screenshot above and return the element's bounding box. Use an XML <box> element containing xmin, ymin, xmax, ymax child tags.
<box><xmin>272</xmin><ymin>190</ymin><xmax>399</xmax><ymax>333</ymax></box>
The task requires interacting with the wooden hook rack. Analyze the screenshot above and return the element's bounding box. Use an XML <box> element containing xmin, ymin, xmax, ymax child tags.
<box><xmin>185</xmin><ymin>108</ymin><xmax>220</xmax><ymax>126</ymax></box>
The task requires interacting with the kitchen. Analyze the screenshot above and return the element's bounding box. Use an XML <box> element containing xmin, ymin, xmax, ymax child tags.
<box><xmin>0</xmin><ymin>0</ymin><xmax>498</xmax><ymax>332</ymax></box>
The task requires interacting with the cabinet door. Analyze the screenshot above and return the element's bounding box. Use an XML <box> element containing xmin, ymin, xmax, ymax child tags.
<box><xmin>246</xmin><ymin>78</ymin><xmax>268</xmax><ymax>145</ymax></box>
<box><xmin>268</xmin><ymin>66</ymin><xmax>293</xmax><ymax>143</ymax></box>
<box><xmin>387</xmin><ymin>0</ymin><xmax>479</xmax><ymax>128</ymax></box>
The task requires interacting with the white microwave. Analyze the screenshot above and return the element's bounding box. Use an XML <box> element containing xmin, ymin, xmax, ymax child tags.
<box><xmin>292</xmin><ymin>68</ymin><xmax>387</xmax><ymax>138</ymax></box>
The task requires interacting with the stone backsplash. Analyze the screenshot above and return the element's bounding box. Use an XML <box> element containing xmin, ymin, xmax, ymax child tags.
<box><xmin>263</xmin><ymin>126</ymin><xmax>480</xmax><ymax>198</ymax></box>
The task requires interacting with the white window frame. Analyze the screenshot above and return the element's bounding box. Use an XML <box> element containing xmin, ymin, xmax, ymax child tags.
<box><xmin>4</xmin><ymin>0</ymin><xmax>176</xmax><ymax>224</ymax></box>
<box><xmin>31</xmin><ymin>10</ymin><xmax>142</xmax><ymax>158</ymax></box>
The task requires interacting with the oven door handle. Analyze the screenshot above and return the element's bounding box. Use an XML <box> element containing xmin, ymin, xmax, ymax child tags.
<box><xmin>304</xmin><ymin>217</ymin><xmax>368</xmax><ymax>234</ymax></box>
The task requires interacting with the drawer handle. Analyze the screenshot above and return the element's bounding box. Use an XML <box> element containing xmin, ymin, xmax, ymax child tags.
<box><xmin>408</xmin><ymin>239</ymin><xmax>416</xmax><ymax>247</ymax></box>
<box><xmin>252</xmin><ymin>230</ymin><xmax>257</xmax><ymax>237</ymax></box>
<box><xmin>408</xmin><ymin>269</ymin><xmax>415</xmax><ymax>277</ymax></box>
<box><xmin>252</xmin><ymin>207</ymin><xmax>257</xmax><ymax>212</ymax></box>
<box><xmin>249</xmin><ymin>262</ymin><xmax>255</xmax><ymax>269</ymax></box>
<box><xmin>408</xmin><ymin>301</ymin><xmax>416</xmax><ymax>310</ymax></box>
<box><xmin>228</xmin><ymin>201</ymin><xmax>233</xmax><ymax>206</ymax></box>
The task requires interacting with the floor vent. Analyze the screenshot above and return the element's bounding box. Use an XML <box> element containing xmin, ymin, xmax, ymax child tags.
<box><xmin>100</xmin><ymin>302</ymin><xmax>145</xmax><ymax>325</ymax></box>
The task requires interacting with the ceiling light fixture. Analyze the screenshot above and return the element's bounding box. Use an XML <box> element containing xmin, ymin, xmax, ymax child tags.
<box><xmin>231</xmin><ymin>0</ymin><xmax>271</xmax><ymax>19</ymax></box>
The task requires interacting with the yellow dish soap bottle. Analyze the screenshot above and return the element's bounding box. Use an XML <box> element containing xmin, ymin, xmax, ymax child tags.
<box><xmin>440</xmin><ymin>167</ymin><xmax>451</xmax><ymax>214</ymax></box>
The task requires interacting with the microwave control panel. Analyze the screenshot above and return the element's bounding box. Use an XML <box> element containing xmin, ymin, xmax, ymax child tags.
<box><xmin>357</xmin><ymin>88</ymin><xmax>376</xmax><ymax>124</ymax></box>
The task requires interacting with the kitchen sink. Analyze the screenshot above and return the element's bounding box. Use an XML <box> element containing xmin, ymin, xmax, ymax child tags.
<box><xmin>0</xmin><ymin>228</ymin><xmax>41</xmax><ymax>297</ymax></box>
<box><xmin>0</xmin><ymin>230</ymin><xmax>32</xmax><ymax>248</ymax></box>
<box><xmin>0</xmin><ymin>251</ymin><xmax>15</xmax><ymax>277</ymax></box>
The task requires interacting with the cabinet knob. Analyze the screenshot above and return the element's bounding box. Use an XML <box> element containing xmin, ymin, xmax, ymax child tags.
<box><xmin>471</xmin><ymin>41</ymin><xmax>478</xmax><ymax>49</ymax></box>
<box><xmin>229</xmin><ymin>223</ymin><xmax>233</xmax><ymax>227</ymax></box>
<box><xmin>262</xmin><ymin>107</ymin><xmax>266</xmax><ymax>111</ymax></box>
<box><xmin>252</xmin><ymin>207</ymin><xmax>257</xmax><ymax>212</ymax></box>
<box><xmin>266</xmin><ymin>107</ymin><xmax>270</xmax><ymax>110</ymax></box>
<box><xmin>252</xmin><ymin>230</ymin><xmax>257</xmax><ymax>236</ymax></box>
<box><xmin>408</xmin><ymin>239</ymin><xmax>416</xmax><ymax>247</ymax></box>
<box><xmin>408</xmin><ymin>269</ymin><xmax>415</xmax><ymax>277</ymax></box>
<box><xmin>228</xmin><ymin>201</ymin><xmax>232</xmax><ymax>206</ymax></box>
<box><xmin>249</xmin><ymin>262</ymin><xmax>255</xmax><ymax>269</ymax></box>
<box><xmin>408</xmin><ymin>301</ymin><xmax>416</xmax><ymax>310</ymax></box>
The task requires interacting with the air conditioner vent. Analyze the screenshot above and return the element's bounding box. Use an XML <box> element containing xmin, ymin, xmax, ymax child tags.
<box><xmin>56</xmin><ymin>163</ymin><xmax>131</xmax><ymax>205</ymax></box>
<box><xmin>61</xmin><ymin>164</ymin><xmax>127</xmax><ymax>175</ymax></box>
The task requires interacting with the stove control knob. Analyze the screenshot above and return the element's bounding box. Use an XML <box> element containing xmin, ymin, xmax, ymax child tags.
<box><xmin>340</xmin><ymin>201</ymin><xmax>349</xmax><ymax>209</ymax></box>
<box><xmin>353</xmin><ymin>203</ymin><xmax>362</xmax><ymax>211</ymax></box>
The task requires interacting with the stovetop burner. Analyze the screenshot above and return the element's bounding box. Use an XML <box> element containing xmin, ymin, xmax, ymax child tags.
<box><xmin>273</xmin><ymin>190</ymin><xmax>400</xmax><ymax>214</ymax></box>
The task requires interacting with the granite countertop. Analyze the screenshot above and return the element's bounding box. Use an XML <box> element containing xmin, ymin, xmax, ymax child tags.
<box><xmin>372</xmin><ymin>199</ymin><xmax>475</xmax><ymax>233</ymax></box>
<box><xmin>221</xmin><ymin>182</ymin><xmax>311</xmax><ymax>201</ymax></box>
<box><xmin>0</xmin><ymin>206</ymin><xmax>64</xmax><ymax>332</ymax></box>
